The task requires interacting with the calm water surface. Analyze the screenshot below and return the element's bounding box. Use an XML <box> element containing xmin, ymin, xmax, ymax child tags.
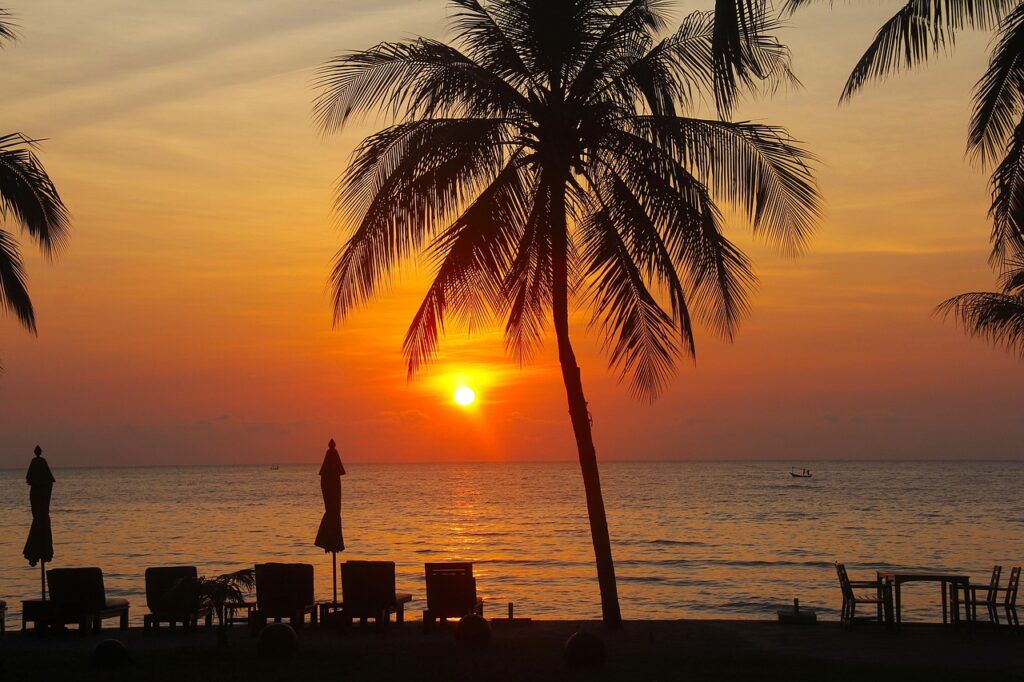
<box><xmin>0</xmin><ymin>461</ymin><xmax>1021</xmax><ymax>625</ymax></box>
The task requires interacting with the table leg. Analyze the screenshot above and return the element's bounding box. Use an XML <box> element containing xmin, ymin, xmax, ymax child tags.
<box><xmin>941</xmin><ymin>580</ymin><xmax>948</xmax><ymax>625</ymax></box>
<box><xmin>895</xmin><ymin>583</ymin><xmax>902</xmax><ymax>628</ymax></box>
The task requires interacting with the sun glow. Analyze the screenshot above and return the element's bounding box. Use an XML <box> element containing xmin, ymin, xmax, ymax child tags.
<box><xmin>454</xmin><ymin>385</ymin><xmax>476</xmax><ymax>406</ymax></box>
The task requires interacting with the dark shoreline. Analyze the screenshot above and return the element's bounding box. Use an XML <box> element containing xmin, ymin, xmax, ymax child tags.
<box><xmin>2</xmin><ymin>619</ymin><xmax>1021</xmax><ymax>681</ymax></box>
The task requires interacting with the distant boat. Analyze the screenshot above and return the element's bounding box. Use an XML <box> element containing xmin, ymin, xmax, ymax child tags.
<box><xmin>790</xmin><ymin>468</ymin><xmax>812</xmax><ymax>478</ymax></box>
<box><xmin>270</xmin><ymin>465</ymin><xmax>280</xmax><ymax>471</ymax></box>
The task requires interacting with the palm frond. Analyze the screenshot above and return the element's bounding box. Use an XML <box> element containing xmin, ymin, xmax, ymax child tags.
<box><xmin>0</xmin><ymin>9</ymin><xmax>17</xmax><ymax>44</ymax></box>
<box><xmin>712</xmin><ymin>0</ymin><xmax>783</xmax><ymax>116</ymax></box>
<box><xmin>569</xmin><ymin>0</ymin><xmax>672</xmax><ymax>101</ymax></box>
<box><xmin>1000</xmin><ymin>259</ymin><xmax>1024</xmax><ymax>291</ymax></box>
<box><xmin>587</xmin><ymin>165</ymin><xmax>696</xmax><ymax>358</ymax></box>
<box><xmin>988</xmin><ymin>114</ymin><xmax>1024</xmax><ymax>264</ymax></box>
<box><xmin>404</xmin><ymin>161</ymin><xmax>532</xmax><ymax>375</ymax></box>
<box><xmin>449</xmin><ymin>0</ymin><xmax>537</xmax><ymax>89</ymax></box>
<box><xmin>937</xmin><ymin>289</ymin><xmax>1024</xmax><ymax>356</ymax></box>
<box><xmin>969</xmin><ymin>5</ymin><xmax>1024</xmax><ymax>165</ymax></box>
<box><xmin>0</xmin><ymin>133</ymin><xmax>71</xmax><ymax>257</ymax></box>
<box><xmin>840</xmin><ymin>0</ymin><xmax>1012</xmax><ymax>102</ymax></box>
<box><xmin>631</xmin><ymin>116</ymin><xmax>820</xmax><ymax>254</ymax></box>
<box><xmin>503</xmin><ymin>181</ymin><xmax>553</xmax><ymax>363</ymax></box>
<box><xmin>0</xmin><ymin>228</ymin><xmax>34</xmax><ymax>332</ymax></box>
<box><xmin>313</xmin><ymin>39</ymin><xmax>528</xmax><ymax>134</ymax></box>
<box><xmin>594</xmin><ymin>133</ymin><xmax>756</xmax><ymax>337</ymax></box>
<box><xmin>330</xmin><ymin>118</ymin><xmax>510</xmax><ymax>323</ymax></box>
<box><xmin>581</xmin><ymin>194</ymin><xmax>680</xmax><ymax>401</ymax></box>
<box><xmin>598</xmin><ymin>10</ymin><xmax>716</xmax><ymax>116</ymax></box>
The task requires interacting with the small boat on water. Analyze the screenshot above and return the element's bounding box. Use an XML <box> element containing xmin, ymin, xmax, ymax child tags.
<box><xmin>270</xmin><ymin>465</ymin><xmax>280</xmax><ymax>471</ymax></box>
<box><xmin>790</xmin><ymin>468</ymin><xmax>812</xmax><ymax>478</ymax></box>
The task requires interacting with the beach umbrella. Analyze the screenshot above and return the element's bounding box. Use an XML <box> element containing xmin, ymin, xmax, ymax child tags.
<box><xmin>23</xmin><ymin>445</ymin><xmax>55</xmax><ymax>600</ymax></box>
<box><xmin>314</xmin><ymin>438</ymin><xmax>345</xmax><ymax>603</ymax></box>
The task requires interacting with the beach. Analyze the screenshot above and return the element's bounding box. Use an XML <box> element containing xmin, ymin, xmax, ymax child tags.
<box><xmin>3</xmin><ymin>619</ymin><xmax>1023</xmax><ymax>681</ymax></box>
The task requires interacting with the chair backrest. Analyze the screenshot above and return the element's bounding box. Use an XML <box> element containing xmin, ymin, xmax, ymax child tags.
<box><xmin>1004</xmin><ymin>566</ymin><xmax>1020</xmax><ymax>607</ymax></box>
<box><xmin>425</xmin><ymin>562</ymin><xmax>478</xmax><ymax>617</ymax></box>
<box><xmin>985</xmin><ymin>565</ymin><xmax>1003</xmax><ymax>603</ymax></box>
<box><xmin>341</xmin><ymin>561</ymin><xmax>396</xmax><ymax>617</ymax></box>
<box><xmin>255</xmin><ymin>563</ymin><xmax>314</xmax><ymax>617</ymax></box>
<box><xmin>145</xmin><ymin>566</ymin><xmax>199</xmax><ymax>617</ymax></box>
<box><xmin>835</xmin><ymin>563</ymin><xmax>853</xmax><ymax>600</ymax></box>
<box><xmin>47</xmin><ymin>567</ymin><xmax>106</xmax><ymax>614</ymax></box>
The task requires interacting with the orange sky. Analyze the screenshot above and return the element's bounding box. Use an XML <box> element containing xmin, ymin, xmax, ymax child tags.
<box><xmin>1</xmin><ymin>0</ymin><xmax>1022</xmax><ymax>467</ymax></box>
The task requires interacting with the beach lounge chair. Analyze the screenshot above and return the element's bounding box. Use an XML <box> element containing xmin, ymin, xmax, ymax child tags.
<box><xmin>252</xmin><ymin>563</ymin><xmax>318</xmax><ymax>630</ymax></box>
<box><xmin>422</xmin><ymin>562</ymin><xmax>484</xmax><ymax>631</ymax></box>
<box><xmin>143</xmin><ymin>566</ymin><xmax>212</xmax><ymax>633</ymax></box>
<box><xmin>835</xmin><ymin>563</ymin><xmax>888</xmax><ymax>629</ymax></box>
<box><xmin>340</xmin><ymin>561</ymin><xmax>412</xmax><ymax>628</ymax></box>
<box><xmin>46</xmin><ymin>567</ymin><xmax>129</xmax><ymax>635</ymax></box>
<box><xmin>963</xmin><ymin>565</ymin><xmax>1020</xmax><ymax>630</ymax></box>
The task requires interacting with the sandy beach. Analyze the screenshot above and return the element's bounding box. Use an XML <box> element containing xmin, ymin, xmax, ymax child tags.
<box><xmin>3</xmin><ymin>619</ymin><xmax>1023</xmax><ymax>681</ymax></box>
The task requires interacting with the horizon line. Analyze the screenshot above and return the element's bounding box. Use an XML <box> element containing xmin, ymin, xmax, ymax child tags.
<box><xmin>1</xmin><ymin>457</ymin><xmax>1023</xmax><ymax>472</ymax></box>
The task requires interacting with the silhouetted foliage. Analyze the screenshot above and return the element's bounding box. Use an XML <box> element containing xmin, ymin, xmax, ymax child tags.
<box><xmin>0</xmin><ymin>9</ymin><xmax>70</xmax><ymax>358</ymax></box>
<box><xmin>174</xmin><ymin>569</ymin><xmax>255</xmax><ymax>647</ymax></box>
<box><xmin>315</xmin><ymin>0</ymin><xmax>819</xmax><ymax>627</ymax></box>
<box><xmin>786</xmin><ymin>0</ymin><xmax>1024</xmax><ymax>354</ymax></box>
<box><xmin>938</xmin><ymin>260</ymin><xmax>1024</xmax><ymax>355</ymax></box>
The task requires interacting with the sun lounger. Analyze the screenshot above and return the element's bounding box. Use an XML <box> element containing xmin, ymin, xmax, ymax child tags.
<box><xmin>143</xmin><ymin>566</ymin><xmax>212</xmax><ymax>633</ymax></box>
<box><xmin>423</xmin><ymin>562</ymin><xmax>484</xmax><ymax>631</ymax></box>
<box><xmin>46</xmin><ymin>567</ymin><xmax>129</xmax><ymax>635</ymax></box>
<box><xmin>252</xmin><ymin>563</ymin><xmax>317</xmax><ymax>629</ymax></box>
<box><xmin>340</xmin><ymin>561</ymin><xmax>412</xmax><ymax>628</ymax></box>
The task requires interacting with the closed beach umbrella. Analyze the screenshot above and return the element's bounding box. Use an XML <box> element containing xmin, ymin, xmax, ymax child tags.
<box><xmin>23</xmin><ymin>445</ymin><xmax>55</xmax><ymax>599</ymax></box>
<box><xmin>314</xmin><ymin>438</ymin><xmax>345</xmax><ymax>603</ymax></box>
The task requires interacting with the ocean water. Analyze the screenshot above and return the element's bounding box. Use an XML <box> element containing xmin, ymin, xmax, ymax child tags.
<box><xmin>0</xmin><ymin>461</ymin><xmax>1021</xmax><ymax>627</ymax></box>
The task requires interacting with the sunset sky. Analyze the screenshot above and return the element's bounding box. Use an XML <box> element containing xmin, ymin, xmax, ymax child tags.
<box><xmin>1</xmin><ymin>0</ymin><xmax>1022</xmax><ymax>467</ymax></box>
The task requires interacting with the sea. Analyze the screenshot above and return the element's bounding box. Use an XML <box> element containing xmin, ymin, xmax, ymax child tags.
<box><xmin>0</xmin><ymin>461</ymin><xmax>1021</xmax><ymax>627</ymax></box>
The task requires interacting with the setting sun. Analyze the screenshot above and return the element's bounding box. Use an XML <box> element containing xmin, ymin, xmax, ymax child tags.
<box><xmin>453</xmin><ymin>386</ymin><xmax>476</xmax><ymax>407</ymax></box>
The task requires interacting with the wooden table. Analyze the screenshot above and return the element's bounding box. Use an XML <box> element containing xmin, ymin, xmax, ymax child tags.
<box><xmin>876</xmin><ymin>571</ymin><xmax>971</xmax><ymax>627</ymax></box>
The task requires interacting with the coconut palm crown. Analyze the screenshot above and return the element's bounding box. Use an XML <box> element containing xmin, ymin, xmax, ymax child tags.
<box><xmin>315</xmin><ymin>0</ymin><xmax>820</xmax><ymax>627</ymax></box>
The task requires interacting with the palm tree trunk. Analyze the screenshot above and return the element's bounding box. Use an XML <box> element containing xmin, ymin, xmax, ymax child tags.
<box><xmin>550</xmin><ymin>174</ymin><xmax>624</xmax><ymax>629</ymax></box>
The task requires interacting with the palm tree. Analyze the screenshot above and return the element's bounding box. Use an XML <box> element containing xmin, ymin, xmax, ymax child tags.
<box><xmin>172</xmin><ymin>569</ymin><xmax>256</xmax><ymax>647</ymax></box>
<box><xmin>0</xmin><ymin>9</ymin><xmax>71</xmax><ymax>356</ymax></box>
<box><xmin>783</xmin><ymin>0</ymin><xmax>1024</xmax><ymax>347</ymax></box>
<box><xmin>314</xmin><ymin>0</ymin><xmax>819</xmax><ymax>628</ymax></box>
<box><xmin>938</xmin><ymin>260</ymin><xmax>1024</xmax><ymax>354</ymax></box>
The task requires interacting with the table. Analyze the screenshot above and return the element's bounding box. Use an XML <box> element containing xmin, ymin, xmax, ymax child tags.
<box><xmin>876</xmin><ymin>571</ymin><xmax>971</xmax><ymax>627</ymax></box>
<box><xmin>21</xmin><ymin>599</ymin><xmax>53</xmax><ymax>633</ymax></box>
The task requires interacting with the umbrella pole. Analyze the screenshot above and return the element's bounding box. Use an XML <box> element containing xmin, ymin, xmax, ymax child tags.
<box><xmin>332</xmin><ymin>551</ymin><xmax>338</xmax><ymax>604</ymax></box>
<box><xmin>41</xmin><ymin>560</ymin><xmax>46</xmax><ymax>600</ymax></box>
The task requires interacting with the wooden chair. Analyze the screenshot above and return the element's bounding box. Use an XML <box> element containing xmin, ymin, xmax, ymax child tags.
<box><xmin>423</xmin><ymin>562</ymin><xmax>484</xmax><ymax>632</ymax></box>
<box><xmin>252</xmin><ymin>563</ymin><xmax>318</xmax><ymax>630</ymax></box>
<box><xmin>835</xmin><ymin>563</ymin><xmax>888</xmax><ymax>629</ymax></box>
<box><xmin>1003</xmin><ymin>567</ymin><xmax>1020</xmax><ymax>631</ymax></box>
<box><xmin>966</xmin><ymin>566</ymin><xmax>1021</xmax><ymax>631</ymax></box>
<box><xmin>340</xmin><ymin>561</ymin><xmax>412</xmax><ymax>629</ymax></box>
<box><xmin>47</xmin><ymin>567</ymin><xmax>129</xmax><ymax>635</ymax></box>
<box><xmin>143</xmin><ymin>566</ymin><xmax>212</xmax><ymax>633</ymax></box>
<box><xmin>961</xmin><ymin>565</ymin><xmax>1001</xmax><ymax>626</ymax></box>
